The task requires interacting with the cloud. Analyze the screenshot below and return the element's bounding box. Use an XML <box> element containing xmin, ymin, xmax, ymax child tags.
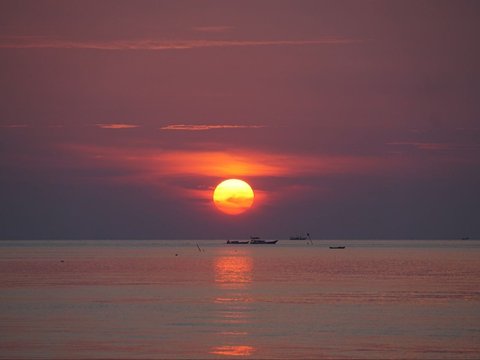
<box><xmin>160</xmin><ymin>124</ymin><xmax>266</xmax><ymax>131</ymax></box>
<box><xmin>57</xmin><ymin>143</ymin><xmax>425</xmax><ymax>208</ymax></box>
<box><xmin>192</xmin><ymin>26</ymin><xmax>234</xmax><ymax>33</ymax></box>
<box><xmin>0</xmin><ymin>36</ymin><xmax>359</xmax><ymax>51</ymax></box>
<box><xmin>95</xmin><ymin>124</ymin><xmax>139</xmax><ymax>129</ymax></box>
<box><xmin>388</xmin><ymin>142</ymin><xmax>480</xmax><ymax>152</ymax></box>
<box><xmin>65</xmin><ymin>144</ymin><xmax>399</xmax><ymax>183</ymax></box>
<box><xmin>0</xmin><ymin>124</ymin><xmax>29</xmax><ymax>128</ymax></box>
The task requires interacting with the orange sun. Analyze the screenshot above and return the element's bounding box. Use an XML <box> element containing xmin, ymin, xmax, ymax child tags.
<box><xmin>213</xmin><ymin>179</ymin><xmax>254</xmax><ymax>215</ymax></box>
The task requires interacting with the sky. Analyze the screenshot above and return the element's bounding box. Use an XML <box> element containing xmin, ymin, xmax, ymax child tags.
<box><xmin>1</xmin><ymin>0</ymin><xmax>479</xmax><ymax>240</ymax></box>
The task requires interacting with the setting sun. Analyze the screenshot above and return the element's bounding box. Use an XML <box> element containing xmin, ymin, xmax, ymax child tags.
<box><xmin>213</xmin><ymin>179</ymin><xmax>254</xmax><ymax>215</ymax></box>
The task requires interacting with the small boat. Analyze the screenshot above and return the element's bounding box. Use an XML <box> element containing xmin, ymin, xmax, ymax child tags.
<box><xmin>250</xmin><ymin>239</ymin><xmax>278</xmax><ymax>244</ymax></box>
<box><xmin>329</xmin><ymin>246</ymin><xmax>346</xmax><ymax>249</ymax></box>
<box><xmin>289</xmin><ymin>235</ymin><xmax>307</xmax><ymax>240</ymax></box>
<box><xmin>461</xmin><ymin>237</ymin><xmax>470</xmax><ymax>240</ymax></box>
<box><xmin>226</xmin><ymin>240</ymin><xmax>249</xmax><ymax>244</ymax></box>
<box><xmin>249</xmin><ymin>236</ymin><xmax>278</xmax><ymax>245</ymax></box>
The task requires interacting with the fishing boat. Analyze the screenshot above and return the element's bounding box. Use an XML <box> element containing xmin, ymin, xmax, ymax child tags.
<box><xmin>250</xmin><ymin>239</ymin><xmax>278</xmax><ymax>244</ymax></box>
<box><xmin>249</xmin><ymin>236</ymin><xmax>278</xmax><ymax>245</ymax></box>
<box><xmin>289</xmin><ymin>235</ymin><xmax>307</xmax><ymax>240</ymax></box>
<box><xmin>226</xmin><ymin>240</ymin><xmax>249</xmax><ymax>244</ymax></box>
<box><xmin>329</xmin><ymin>246</ymin><xmax>346</xmax><ymax>249</ymax></box>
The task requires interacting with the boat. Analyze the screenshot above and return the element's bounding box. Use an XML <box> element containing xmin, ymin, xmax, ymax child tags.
<box><xmin>249</xmin><ymin>236</ymin><xmax>278</xmax><ymax>245</ymax></box>
<box><xmin>250</xmin><ymin>239</ymin><xmax>278</xmax><ymax>244</ymax></box>
<box><xmin>329</xmin><ymin>246</ymin><xmax>346</xmax><ymax>249</ymax></box>
<box><xmin>289</xmin><ymin>235</ymin><xmax>307</xmax><ymax>240</ymax></box>
<box><xmin>461</xmin><ymin>237</ymin><xmax>470</xmax><ymax>240</ymax></box>
<box><xmin>226</xmin><ymin>240</ymin><xmax>249</xmax><ymax>244</ymax></box>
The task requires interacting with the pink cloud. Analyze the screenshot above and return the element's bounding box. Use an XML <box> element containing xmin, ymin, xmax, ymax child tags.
<box><xmin>388</xmin><ymin>142</ymin><xmax>479</xmax><ymax>151</ymax></box>
<box><xmin>192</xmin><ymin>26</ymin><xmax>234</xmax><ymax>33</ymax></box>
<box><xmin>0</xmin><ymin>36</ymin><xmax>359</xmax><ymax>51</ymax></box>
<box><xmin>160</xmin><ymin>124</ymin><xmax>266</xmax><ymax>131</ymax></box>
<box><xmin>0</xmin><ymin>124</ymin><xmax>29</xmax><ymax>128</ymax></box>
<box><xmin>95</xmin><ymin>124</ymin><xmax>139</xmax><ymax>129</ymax></box>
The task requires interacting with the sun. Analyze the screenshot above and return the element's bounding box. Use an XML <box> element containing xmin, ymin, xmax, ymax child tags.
<box><xmin>213</xmin><ymin>179</ymin><xmax>254</xmax><ymax>215</ymax></box>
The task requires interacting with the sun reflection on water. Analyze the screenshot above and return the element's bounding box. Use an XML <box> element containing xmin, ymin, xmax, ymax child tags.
<box><xmin>211</xmin><ymin>252</ymin><xmax>256</xmax><ymax>357</ymax></box>
<box><xmin>210</xmin><ymin>345</ymin><xmax>255</xmax><ymax>356</ymax></box>
<box><xmin>214</xmin><ymin>254</ymin><xmax>253</xmax><ymax>288</ymax></box>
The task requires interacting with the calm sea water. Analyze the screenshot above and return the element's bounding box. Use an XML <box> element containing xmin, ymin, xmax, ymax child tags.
<box><xmin>1</xmin><ymin>239</ymin><xmax>479</xmax><ymax>359</ymax></box>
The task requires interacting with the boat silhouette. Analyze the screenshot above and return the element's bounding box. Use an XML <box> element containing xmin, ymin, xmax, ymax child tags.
<box><xmin>249</xmin><ymin>236</ymin><xmax>278</xmax><ymax>245</ymax></box>
<box><xmin>289</xmin><ymin>235</ymin><xmax>307</xmax><ymax>240</ymax></box>
<box><xmin>226</xmin><ymin>240</ymin><xmax>249</xmax><ymax>244</ymax></box>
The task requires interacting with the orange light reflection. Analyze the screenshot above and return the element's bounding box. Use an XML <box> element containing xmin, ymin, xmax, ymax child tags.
<box><xmin>210</xmin><ymin>345</ymin><xmax>255</xmax><ymax>357</ymax></box>
<box><xmin>215</xmin><ymin>255</ymin><xmax>253</xmax><ymax>289</ymax></box>
<box><xmin>212</xmin><ymin>253</ymin><xmax>255</xmax><ymax>356</ymax></box>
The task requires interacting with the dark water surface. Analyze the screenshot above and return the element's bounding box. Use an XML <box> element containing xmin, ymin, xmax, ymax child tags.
<box><xmin>1</xmin><ymin>240</ymin><xmax>479</xmax><ymax>359</ymax></box>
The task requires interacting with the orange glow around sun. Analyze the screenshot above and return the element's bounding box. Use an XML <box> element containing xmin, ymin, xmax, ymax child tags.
<box><xmin>213</xmin><ymin>179</ymin><xmax>254</xmax><ymax>215</ymax></box>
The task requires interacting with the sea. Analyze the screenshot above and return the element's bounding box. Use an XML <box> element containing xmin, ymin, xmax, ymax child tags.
<box><xmin>0</xmin><ymin>239</ymin><xmax>479</xmax><ymax>359</ymax></box>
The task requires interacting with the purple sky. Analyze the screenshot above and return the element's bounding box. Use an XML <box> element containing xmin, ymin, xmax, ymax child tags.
<box><xmin>1</xmin><ymin>1</ymin><xmax>479</xmax><ymax>240</ymax></box>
